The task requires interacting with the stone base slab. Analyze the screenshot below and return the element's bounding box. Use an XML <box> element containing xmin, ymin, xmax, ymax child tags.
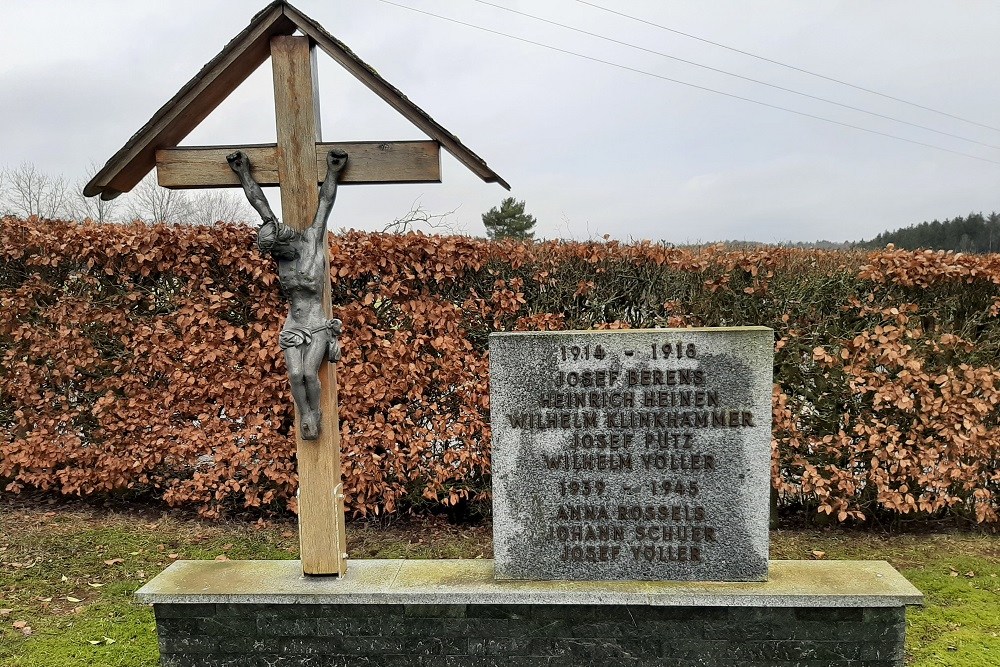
<box><xmin>137</xmin><ymin>559</ymin><xmax>921</xmax><ymax>666</ymax></box>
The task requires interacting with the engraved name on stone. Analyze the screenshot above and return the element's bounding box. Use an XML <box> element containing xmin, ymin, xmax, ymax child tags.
<box><xmin>490</xmin><ymin>328</ymin><xmax>773</xmax><ymax>581</ymax></box>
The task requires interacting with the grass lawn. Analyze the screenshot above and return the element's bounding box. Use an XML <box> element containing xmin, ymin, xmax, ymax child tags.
<box><xmin>1</xmin><ymin>500</ymin><xmax>997</xmax><ymax>666</ymax></box>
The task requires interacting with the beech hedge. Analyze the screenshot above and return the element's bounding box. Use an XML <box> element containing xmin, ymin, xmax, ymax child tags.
<box><xmin>1</xmin><ymin>216</ymin><xmax>998</xmax><ymax>524</ymax></box>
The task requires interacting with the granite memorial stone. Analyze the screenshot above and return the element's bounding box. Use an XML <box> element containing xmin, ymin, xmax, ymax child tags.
<box><xmin>490</xmin><ymin>327</ymin><xmax>773</xmax><ymax>581</ymax></box>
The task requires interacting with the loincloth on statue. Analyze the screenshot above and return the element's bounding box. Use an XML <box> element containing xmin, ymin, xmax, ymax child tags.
<box><xmin>279</xmin><ymin>319</ymin><xmax>343</xmax><ymax>361</ymax></box>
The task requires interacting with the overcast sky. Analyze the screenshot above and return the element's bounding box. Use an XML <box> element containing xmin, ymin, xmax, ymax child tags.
<box><xmin>2</xmin><ymin>1</ymin><xmax>999</xmax><ymax>243</ymax></box>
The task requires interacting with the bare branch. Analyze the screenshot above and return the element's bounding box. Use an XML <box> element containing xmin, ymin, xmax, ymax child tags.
<box><xmin>123</xmin><ymin>174</ymin><xmax>193</xmax><ymax>224</ymax></box>
<box><xmin>73</xmin><ymin>162</ymin><xmax>121</xmax><ymax>223</ymax></box>
<box><xmin>382</xmin><ymin>198</ymin><xmax>461</xmax><ymax>234</ymax></box>
<box><xmin>73</xmin><ymin>187</ymin><xmax>120</xmax><ymax>223</ymax></box>
<box><xmin>4</xmin><ymin>162</ymin><xmax>71</xmax><ymax>219</ymax></box>
<box><xmin>185</xmin><ymin>189</ymin><xmax>253</xmax><ymax>226</ymax></box>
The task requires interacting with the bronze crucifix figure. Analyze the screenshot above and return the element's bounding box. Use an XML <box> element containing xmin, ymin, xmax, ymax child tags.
<box><xmin>227</xmin><ymin>148</ymin><xmax>346</xmax><ymax>441</ymax></box>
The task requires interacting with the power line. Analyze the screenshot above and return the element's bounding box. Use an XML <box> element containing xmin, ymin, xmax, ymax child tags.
<box><xmin>375</xmin><ymin>0</ymin><xmax>1000</xmax><ymax>166</ymax></box>
<box><xmin>469</xmin><ymin>0</ymin><xmax>1000</xmax><ymax>151</ymax></box>
<box><xmin>576</xmin><ymin>0</ymin><xmax>1000</xmax><ymax>134</ymax></box>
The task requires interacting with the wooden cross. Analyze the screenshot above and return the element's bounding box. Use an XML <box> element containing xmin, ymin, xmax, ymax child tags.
<box><xmin>161</xmin><ymin>36</ymin><xmax>431</xmax><ymax>576</ymax></box>
<box><xmin>84</xmin><ymin>1</ymin><xmax>507</xmax><ymax>577</ymax></box>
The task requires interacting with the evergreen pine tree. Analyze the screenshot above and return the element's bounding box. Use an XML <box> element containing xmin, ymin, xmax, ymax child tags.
<box><xmin>482</xmin><ymin>197</ymin><xmax>537</xmax><ymax>240</ymax></box>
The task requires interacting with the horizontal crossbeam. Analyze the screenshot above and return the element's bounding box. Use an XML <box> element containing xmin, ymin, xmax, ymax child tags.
<box><xmin>155</xmin><ymin>140</ymin><xmax>440</xmax><ymax>189</ymax></box>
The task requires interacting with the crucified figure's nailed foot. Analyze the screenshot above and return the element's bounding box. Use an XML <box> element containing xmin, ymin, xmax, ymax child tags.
<box><xmin>300</xmin><ymin>410</ymin><xmax>321</xmax><ymax>441</ymax></box>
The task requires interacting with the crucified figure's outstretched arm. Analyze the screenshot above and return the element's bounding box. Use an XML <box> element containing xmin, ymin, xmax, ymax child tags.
<box><xmin>226</xmin><ymin>151</ymin><xmax>278</xmax><ymax>224</ymax></box>
<box><xmin>309</xmin><ymin>149</ymin><xmax>347</xmax><ymax>249</ymax></box>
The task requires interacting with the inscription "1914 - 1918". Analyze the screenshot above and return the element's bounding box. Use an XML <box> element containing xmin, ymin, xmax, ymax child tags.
<box><xmin>490</xmin><ymin>328</ymin><xmax>773</xmax><ymax>582</ymax></box>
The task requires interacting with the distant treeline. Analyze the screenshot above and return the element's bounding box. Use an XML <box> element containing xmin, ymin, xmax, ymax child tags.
<box><xmin>864</xmin><ymin>211</ymin><xmax>1000</xmax><ymax>253</ymax></box>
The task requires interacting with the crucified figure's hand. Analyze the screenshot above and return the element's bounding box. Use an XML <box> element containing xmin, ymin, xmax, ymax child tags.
<box><xmin>327</xmin><ymin>148</ymin><xmax>348</xmax><ymax>176</ymax></box>
<box><xmin>227</xmin><ymin>150</ymin><xmax>251</xmax><ymax>177</ymax></box>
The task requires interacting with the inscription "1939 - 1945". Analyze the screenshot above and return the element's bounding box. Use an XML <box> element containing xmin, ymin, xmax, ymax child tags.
<box><xmin>490</xmin><ymin>328</ymin><xmax>773</xmax><ymax>582</ymax></box>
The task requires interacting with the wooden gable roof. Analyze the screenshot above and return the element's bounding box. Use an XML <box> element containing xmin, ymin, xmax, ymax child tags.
<box><xmin>84</xmin><ymin>1</ymin><xmax>509</xmax><ymax>200</ymax></box>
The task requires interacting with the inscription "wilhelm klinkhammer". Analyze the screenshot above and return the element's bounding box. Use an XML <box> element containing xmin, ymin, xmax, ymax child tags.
<box><xmin>507</xmin><ymin>410</ymin><xmax>754</xmax><ymax>430</ymax></box>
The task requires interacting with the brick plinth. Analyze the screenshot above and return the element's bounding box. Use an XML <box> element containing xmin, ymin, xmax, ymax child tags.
<box><xmin>138</xmin><ymin>560</ymin><xmax>921</xmax><ymax>667</ymax></box>
<box><xmin>154</xmin><ymin>602</ymin><xmax>906</xmax><ymax>667</ymax></box>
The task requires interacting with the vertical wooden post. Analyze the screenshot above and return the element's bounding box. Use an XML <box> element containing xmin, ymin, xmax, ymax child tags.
<box><xmin>270</xmin><ymin>35</ymin><xmax>347</xmax><ymax>576</ymax></box>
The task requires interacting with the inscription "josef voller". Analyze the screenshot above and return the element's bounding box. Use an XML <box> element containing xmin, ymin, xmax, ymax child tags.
<box><xmin>490</xmin><ymin>328</ymin><xmax>773</xmax><ymax>582</ymax></box>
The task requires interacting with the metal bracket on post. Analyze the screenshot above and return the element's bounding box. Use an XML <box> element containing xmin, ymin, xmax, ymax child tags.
<box><xmin>295</xmin><ymin>487</ymin><xmax>302</xmax><ymax>552</ymax></box>
<box><xmin>333</xmin><ymin>483</ymin><xmax>348</xmax><ymax>572</ymax></box>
